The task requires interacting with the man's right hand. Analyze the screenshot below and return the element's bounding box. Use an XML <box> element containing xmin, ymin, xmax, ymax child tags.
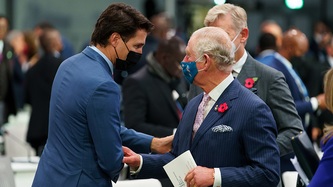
<box><xmin>122</xmin><ymin>146</ymin><xmax>141</xmax><ymax>169</ymax></box>
<box><xmin>150</xmin><ymin>135</ymin><xmax>174</xmax><ymax>154</ymax></box>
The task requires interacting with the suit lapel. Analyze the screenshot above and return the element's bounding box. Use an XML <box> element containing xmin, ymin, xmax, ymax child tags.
<box><xmin>237</xmin><ymin>55</ymin><xmax>260</xmax><ymax>94</ymax></box>
<box><xmin>191</xmin><ymin>80</ymin><xmax>239</xmax><ymax>149</ymax></box>
<box><xmin>238</xmin><ymin>55</ymin><xmax>257</xmax><ymax>84</ymax></box>
<box><xmin>181</xmin><ymin>94</ymin><xmax>202</xmax><ymax>149</ymax></box>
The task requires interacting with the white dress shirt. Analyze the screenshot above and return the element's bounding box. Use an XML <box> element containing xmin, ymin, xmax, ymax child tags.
<box><xmin>232</xmin><ymin>51</ymin><xmax>248</xmax><ymax>77</ymax></box>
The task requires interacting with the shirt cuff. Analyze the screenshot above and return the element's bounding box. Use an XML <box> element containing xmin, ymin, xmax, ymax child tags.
<box><xmin>173</xmin><ymin>128</ymin><xmax>177</xmax><ymax>135</ymax></box>
<box><xmin>129</xmin><ymin>155</ymin><xmax>143</xmax><ymax>175</ymax></box>
<box><xmin>213</xmin><ymin>168</ymin><xmax>222</xmax><ymax>187</ymax></box>
<box><xmin>310</xmin><ymin>97</ymin><xmax>319</xmax><ymax>111</ymax></box>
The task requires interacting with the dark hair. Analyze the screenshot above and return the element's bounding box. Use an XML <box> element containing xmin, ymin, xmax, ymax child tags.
<box><xmin>34</xmin><ymin>21</ymin><xmax>55</xmax><ymax>30</ymax></box>
<box><xmin>258</xmin><ymin>32</ymin><xmax>277</xmax><ymax>51</ymax></box>
<box><xmin>39</xmin><ymin>28</ymin><xmax>57</xmax><ymax>53</ymax></box>
<box><xmin>91</xmin><ymin>3</ymin><xmax>154</xmax><ymax>47</ymax></box>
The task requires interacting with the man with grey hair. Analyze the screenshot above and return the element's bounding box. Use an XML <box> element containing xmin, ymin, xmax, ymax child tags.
<box><xmin>188</xmin><ymin>3</ymin><xmax>303</xmax><ymax>176</ymax></box>
<box><xmin>123</xmin><ymin>26</ymin><xmax>280</xmax><ymax>187</ymax></box>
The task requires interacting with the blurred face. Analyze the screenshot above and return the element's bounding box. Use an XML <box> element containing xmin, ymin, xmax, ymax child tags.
<box><xmin>52</xmin><ymin>30</ymin><xmax>63</xmax><ymax>52</ymax></box>
<box><xmin>294</xmin><ymin>35</ymin><xmax>309</xmax><ymax>57</ymax></box>
<box><xmin>0</xmin><ymin>18</ymin><xmax>9</xmax><ymax>40</ymax></box>
<box><xmin>164</xmin><ymin>44</ymin><xmax>186</xmax><ymax>78</ymax></box>
<box><xmin>10</xmin><ymin>33</ymin><xmax>26</xmax><ymax>55</ymax></box>
<box><xmin>261</xmin><ymin>23</ymin><xmax>283</xmax><ymax>48</ymax></box>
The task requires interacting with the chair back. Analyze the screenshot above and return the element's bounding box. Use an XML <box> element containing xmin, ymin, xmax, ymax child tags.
<box><xmin>291</xmin><ymin>131</ymin><xmax>320</xmax><ymax>181</ymax></box>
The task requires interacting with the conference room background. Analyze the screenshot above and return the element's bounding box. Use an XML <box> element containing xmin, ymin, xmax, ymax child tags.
<box><xmin>0</xmin><ymin>0</ymin><xmax>332</xmax><ymax>57</ymax></box>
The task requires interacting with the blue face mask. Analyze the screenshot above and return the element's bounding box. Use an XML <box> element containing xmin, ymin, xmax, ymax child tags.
<box><xmin>180</xmin><ymin>57</ymin><xmax>203</xmax><ymax>84</ymax></box>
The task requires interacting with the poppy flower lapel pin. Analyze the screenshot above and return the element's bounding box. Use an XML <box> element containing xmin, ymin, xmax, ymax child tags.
<box><xmin>244</xmin><ymin>77</ymin><xmax>258</xmax><ymax>89</ymax></box>
<box><xmin>215</xmin><ymin>102</ymin><xmax>228</xmax><ymax>113</ymax></box>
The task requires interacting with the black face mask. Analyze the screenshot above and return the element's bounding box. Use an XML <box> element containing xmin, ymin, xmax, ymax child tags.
<box><xmin>114</xmin><ymin>39</ymin><xmax>142</xmax><ymax>70</ymax></box>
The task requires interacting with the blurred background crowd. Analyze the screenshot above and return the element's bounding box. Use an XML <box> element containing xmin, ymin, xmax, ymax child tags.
<box><xmin>0</xmin><ymin>0</ymin><xmax>332</xmax><ymax>153</ymax></box>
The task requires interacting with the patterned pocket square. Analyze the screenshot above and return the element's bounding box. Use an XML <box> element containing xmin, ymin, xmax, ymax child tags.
<box><xmin>211</xmin><ymin>125</ymin><xmax>233</xmax><ymax>133</ymax></box>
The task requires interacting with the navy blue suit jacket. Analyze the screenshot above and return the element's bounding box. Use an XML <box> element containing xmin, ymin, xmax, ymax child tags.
<box><xmin>33</xmin><ymin>47</ymin><xmax>125</xmax><ymax>187</ymax></box>
<box><xmin>265</xmin><ymin>54</ymin><xmax>313</xmax><ymax>125</ymax></box>
<box><xmin>138</xmin><ymin>79</ymin><xmax>280</xmax><ymax>187</ymax></box>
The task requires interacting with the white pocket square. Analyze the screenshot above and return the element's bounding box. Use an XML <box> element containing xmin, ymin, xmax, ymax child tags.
<box><xmin>211</xmin><ymin>125</ymin><xmax>233</xmax><ymax>133</ymax></box>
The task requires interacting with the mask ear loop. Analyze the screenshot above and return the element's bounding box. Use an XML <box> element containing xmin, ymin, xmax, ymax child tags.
<box><xmin>121</xmin><ymin>37</ymin><xmax>130</xmax><ymax>52</ymax></box>
<box><xmin>230</xmin><ymin>30</ymin><xmax>242</xmax><ymax>58</ymax></box>
<box><xmin>113</xmin><ymin>46</ymin><xmax>120</xmax><ymax>58</ymax></box>
<box><xmin>114</xmin><ymin>36</ymin><xmax>130</xmax><ymax>59</ymax></box>
<box><xmin>197</xmin><ymin>54</ymin><xmax>208</xmax><ymax>72</ymax></box>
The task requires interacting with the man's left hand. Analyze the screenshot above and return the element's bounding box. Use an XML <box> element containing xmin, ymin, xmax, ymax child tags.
<box><xmin>184</xmin><ymin>166</ymin><xmax>215</xmax><ymax>187</ymax></box>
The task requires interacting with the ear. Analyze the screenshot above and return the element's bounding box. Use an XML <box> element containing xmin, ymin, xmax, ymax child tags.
<box><xmin>240</xmin><ymin>28</ymin><xmax>249</xmax><ymax>43</ymax></box>
<box><xmin>109</xmin><ymin>32</ymin><xmax>121</xmax><ymax>47</ymax></box>
<box><xmin>202</xmin><ymin>54</ymin><xmax>211</xmax><ymax>70</ymax></box>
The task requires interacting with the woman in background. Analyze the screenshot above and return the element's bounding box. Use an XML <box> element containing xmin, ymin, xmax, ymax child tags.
<box><xmin>308</xmin><ymin>68</ymin><xmax>333</xmax><ymax>186</ymax></box>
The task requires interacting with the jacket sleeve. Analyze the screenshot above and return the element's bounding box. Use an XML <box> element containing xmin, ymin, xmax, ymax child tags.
<box><xmin>120</xmin><ymin>126</ymin><xmax>153</xmax><ymax>153</ymax></box>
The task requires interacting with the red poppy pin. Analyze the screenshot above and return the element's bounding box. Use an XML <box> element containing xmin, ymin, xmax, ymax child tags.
<box><xmin>244</xmin><ymin>77</ymin><xmax>258</xmax><ymax>89</ymax></box>
<box><xmin>215</xmin><ymin>103</ymin><xmax>228</xmax><ymax>113</ymax></box>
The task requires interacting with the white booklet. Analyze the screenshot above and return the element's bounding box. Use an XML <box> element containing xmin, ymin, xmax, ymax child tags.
<box><xmin>163</xmin><ymin>150</ymin><xmax>197</xmax><ymax>187</ymax></box>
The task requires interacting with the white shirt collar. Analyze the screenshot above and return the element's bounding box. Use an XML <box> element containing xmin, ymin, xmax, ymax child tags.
<box><xmin>89</xmin><ymin>46</ymin><xmax>114</xmax><ymax>75</ymax></box>
<box><xmin>207</xmin><ymin>73</ymin><xmax>234</xmax><ymax>102</ymax></box>
<box><xmin>274</xmin><ymin>52</ymin><xmax>292</xmax><ymax>69</ymax></box>
<box><xmin>232</xmin><ymin>51</ymin><xmax>248</xmax><ymax>74</ymax></box>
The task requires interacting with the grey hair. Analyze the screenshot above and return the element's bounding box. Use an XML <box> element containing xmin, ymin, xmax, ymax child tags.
<box><xmin>192</xmin><ymin>27</ymin><xmax>235</xmax><ymax>72</ymax></box>
<box><xmin>5</xmin><ymin>30</ymin><xmax>23</xmax><ymax>43</ymax></box>
<box><xmin>204</xmin><ymin>3</ymin><xmax>247</xmax><ymax>32</ymax></box>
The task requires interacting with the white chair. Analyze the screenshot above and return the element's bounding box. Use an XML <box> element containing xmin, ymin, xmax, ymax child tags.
<box><xmin>282</xmin><ymin>171</ymin><xmax>298</xmax><ymax>187</ymax></box>
<box><xmin>0</xmin><ymin>157</ymin><xmax>16</xmax><ymax>187</ymax></box>
<box><xmin>113</xmin><ymin>179</ymin><xmax>162</xmax><ymax>187</ymax></box>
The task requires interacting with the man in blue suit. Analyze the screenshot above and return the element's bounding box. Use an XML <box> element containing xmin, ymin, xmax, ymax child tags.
<box><xmin>32</xmin><ymin>3</ymin><xmax>154</xmax><ymax>187</ymax></box>
<box><xmin>263</xmin><ymin>28</ymin><xmax>326</xmax><ymax>127</ymax></box>
<box><xmin>261</xmin><ymin>28</ymin><xmax>327</xmax><ymax>174</ymax></box>
<box><xmin>123</xmin><ymin>26</ymin><xmax>280</xmax><ymax>187</ymax></box>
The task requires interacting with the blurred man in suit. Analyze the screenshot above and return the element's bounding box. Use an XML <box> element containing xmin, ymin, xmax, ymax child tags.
<box><xmin>262</xmin><ymin>28</ymin><xmax>326</xmax><ymax>174</ymax></box>
<box><xmin>123</xmin><ymin>26</ymin><xmax>280</xmax><ymax>187</ymax></box>
<box><xmin>122</xmin><ymin>35</ymin><xmax>188</xmax><ymax>138</ymax></box>
<box><xmin>264</xmin><ymin>28</ymin><xmax>326</xmax><ymax>128</ymax></box>
<box><xmin>25</xmin><ymin>28</ymin><xmax>63</xmax><ymax>156</ymax></box>
<box><xmin>33</xmin><ymin>21</ymin><xmax>75</xmax><ymax>60</ymax></box>
<box><xmin>32</xmin><ymin>3</ymin><xmax>154</xmax><ymax>186</ymax></box>
<box><xmin>255</xmin><ymin>32</ymin><xmax>278</xmax><ymax>64</ymax></box>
